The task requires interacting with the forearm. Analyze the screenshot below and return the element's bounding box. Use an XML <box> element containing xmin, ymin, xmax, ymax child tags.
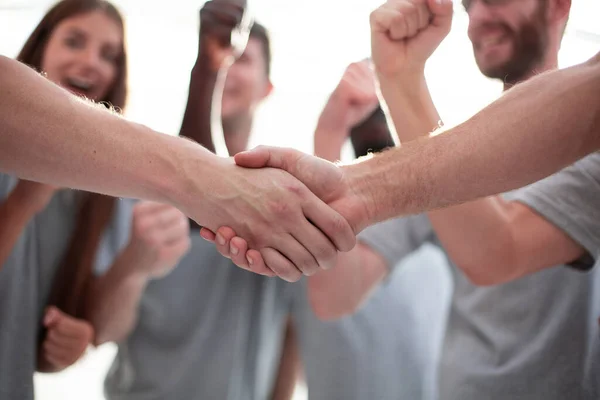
<box><xmin>0</xmin><ymin>193</ymin><xmax>37</xmax><ymax>268</ymax></box>
<box><xmin>84</xmin><ymin>248</ymin><xmax>150</xmax><ymax>345</ymax></box>
<box><xmin>0</xmin><ymin>56</ymin><xmax>216</xmax><ymax>210</ymax></box>
<box><xmin>378</xmin><ymin>74</ymin><xmax>441</xmax><ymax>142</ymax></box>
<box><xmin>349</xmin><ymin>54</ymin><xmax>600</xmax><ymax>225</ymax></box>
<box><xmin>179</xmin><ymin>57</ymin><xmax>219</xmax><ymax>153</ymax></box>
<box><xmin>307</xmin><ymin>243</ymin><xmax>387</xmax><ymax>320</ymax></box>
<box><xmin>377</xmin><ymin>73</ymin><xmax>519</xmax><ymax>280</ymax></box>
<box><xmin>313</xmin><ymin>126</ymin><xmax>347</xmax><ymax>162</ymax></box>
<box><xmin>310</xmin><ymin>125</ymin><xmax>388</xmax><ymax>318</ymax></box>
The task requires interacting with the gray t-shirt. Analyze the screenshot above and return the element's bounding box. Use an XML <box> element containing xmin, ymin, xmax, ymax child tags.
<box><xmin>0</xmin><ymin>175</ymin><xmax>132</xmax><ymax>400</ymax></box>
<box><xmin>503</xmin><ymin>154</ymin><xmax>600</xmax><ymax>398</ymax></box>
<box><xmin>103</xmin><ymin>233</ymin><xmax>290</xmax><ymax>400</ymax></box>
<box><xmin>290</xmin><ymin>235</ymin><xmax>452</xmax><ymax>400</ymax></box>
<box><xmin>0</xmin><ymin>174</ymin><xmax>38</xmax><ymax>400</ymax></box>
<box><xmin>359</xmin><ymin>153</ymin><xmax>600</xmax><ymax>400</ymax></box>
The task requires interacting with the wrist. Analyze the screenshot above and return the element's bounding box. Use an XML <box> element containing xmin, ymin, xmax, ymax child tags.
<box><xmin>162</xmin><ymin>137</ymin><xmax>229</xmax><ymax>225</ymax></box>
<box><xmin>193</xmin><ymin>48</ymin><xmax>221</xmax><ymax>75</ymax></box>
<box><xmin>338</xmin><ymin>161</ymin><xmax>378</xmax><ymax>233</ymax></box>
<box><xmin>378</xmin><ymin>72</ymin><xmax>427</xmax><ymax>104</ymax></box>
<box><xmin>375</xmin><ymin>61</ymin><xmax>426</xmax><ymax>83</ymax></box>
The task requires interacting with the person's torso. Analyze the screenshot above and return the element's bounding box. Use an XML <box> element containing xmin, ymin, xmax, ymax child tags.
<box><xmin>105</xmin><ymin>234</ymin><xmax>291</xmax><ymax>400</ymax></box>
<box><xmin>436</xmin><ymin>188</ymin><xmax>600</xmax><ymax>400</ymax></box>
<box><xmin>291</xmin><ymin>246</ymin><xmax>451</xmax><ymax>400</ymax></box>
<box><xmin>0</xmin><ymin>174</ymin><xmax>38</xmax><ymax>400</ymax></box>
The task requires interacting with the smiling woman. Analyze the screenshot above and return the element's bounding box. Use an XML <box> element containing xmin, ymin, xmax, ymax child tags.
<box><xmin>18</xmin><ymin>0</ymin><xmax>127</xmax><ymax>107</ymax></box>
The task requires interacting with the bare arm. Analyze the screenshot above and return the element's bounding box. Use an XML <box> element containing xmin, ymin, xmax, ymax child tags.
<box><xmin>352</xmin><ymin>54</ymin><xmax>600</xmax><ymax>224</ymax></box>
<box><xmin>369</xmin><ymin>0</ymin><xmax>588</xmax><ymax>285</ymax></box>
<box><xmin>179</xmin><ymin>58</ymin><xmax>219</xmax><ymax>154</ymax></box>
<box><xmin>85</xmin><ymin>247</ymin><xmax>151</xmax><ymax>345</ymax></box>
<box><xmin>307</xmin><ymin>63</ymin><xmax>388</xmax><ymax>319</ymax></box>
<box><xmin>85</xmin><ymin>202</ymin><xmax>190</xmax><ymax>345</ymax></box>
<box><xmin>0</xmin><ymin>55</ymin><xmax>206</xmax><ymax>205</ymax></box>
<box><xmin>0</xmin><ymin>56</ymin><xmax>356</xmax><ymax>281</ymax></box>
<box><xmin>379</xmin><ymin>72</ymin><xmax>585</xmax><ymax>285</ymax></box>
<box><xmin>307</xmin><ymin>243</ymin><xmax>387</xmax><ymax>319</ymax></box>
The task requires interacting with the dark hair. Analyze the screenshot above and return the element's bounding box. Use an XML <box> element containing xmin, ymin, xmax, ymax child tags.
<box><xmin>16</xmin><ymin>0</ymin><xmax>128</xmax><ymax>318</ymax></box>
<box><xmin>249</xmin><ymin>21</ymin><xmax>271</xmax><ymax>77</ymax></box>
<box><xmin>17</xmin><ymin>0</ymin><xmax>128</xmax><ymax>110</ymax></box>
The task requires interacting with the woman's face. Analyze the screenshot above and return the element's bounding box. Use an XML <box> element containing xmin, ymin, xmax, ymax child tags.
<box><xmin>41</xmin><ymin>10</ymin><xmax>123</xmax><ymax>101</ymax></box>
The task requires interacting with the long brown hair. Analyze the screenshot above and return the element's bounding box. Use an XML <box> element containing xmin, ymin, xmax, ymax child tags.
<box><xmin>17</xmin><ymin>0</ymin><xmax>128</xmax><ymax>318</ymax></box>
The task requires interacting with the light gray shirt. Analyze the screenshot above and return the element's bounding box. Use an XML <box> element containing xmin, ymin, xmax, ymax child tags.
<box><xmin>290</xmin><ymin>243</ymin><xmax>452</xmax><ymax>400</ymax></box>
<box><xmin>358</xmin><ymin>153</ymin><xmax>600</xmax><ymax>400</ymax></box>
<box><xmin>0</xmin><ymin>176</ymin><xmax>130</xmax><ymax>400</ymax></box>
<box><xmin>103</xmin><ymin>233</ymin><xmax>291</xmax><ymax>400</ymax></box>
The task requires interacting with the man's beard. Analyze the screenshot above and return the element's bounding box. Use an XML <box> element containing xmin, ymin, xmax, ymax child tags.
<box><xmin>477</xmin><ymin>2</ymin><xmax>549</xmax><ymax>85</ymax></box>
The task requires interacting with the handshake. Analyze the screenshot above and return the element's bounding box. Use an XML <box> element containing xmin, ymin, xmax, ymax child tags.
<box><xmin>177</xmin><ymin>0</ymin><xmax>453</xmax><ymax>281</ymax></box>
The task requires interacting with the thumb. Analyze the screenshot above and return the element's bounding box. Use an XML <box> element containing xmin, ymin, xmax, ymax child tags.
<box><xmin>235</xmin><ymin>146</ymin><xmax>344</xmax><ymax>203</ymax></box>
<box><xmin>427</xmin><ymin>0</ymin><xmax>454</xmax><ymax>30</ymax></box>
<box><xmin>44</xmin><ymin>306</ymin><xmax>63</xmax><ymax>328</ymax></box>
<box><xmin>234</xmin><ymin>146</ymin><xmax>301</xmax><ymax>171</ymax></box>
<box><xmin>233</xmin><ymin>145</ymin><xmax>273</xmax><ymax>168</ymax></box>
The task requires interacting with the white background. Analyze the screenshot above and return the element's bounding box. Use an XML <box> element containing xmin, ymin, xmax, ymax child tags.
<box><xmin>1</xmin><ymin>0</ymin><xmax>599</xmax><ymax>399</ymax></box>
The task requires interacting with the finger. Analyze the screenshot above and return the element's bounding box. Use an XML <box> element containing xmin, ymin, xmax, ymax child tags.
<box><xmin>244</xmin><ymin>248</ymin><xmax>276</xmax><ymax>277</ymax></box>
<box><xmin>228</xmin><ymin>236</ymin><xmax>248</xmax><ymax>262</ymax></box>
<box><xmin>275</xmin><ymin>230</ymin><xmax>322</xmax><ymax>276</ymax></box>
<box><xmin>43</xmin><ymin>306</ymin><xmax>62</xmax><ymax>328</ymax></box>
<box><xmin>161</xmin><ymin>237</ymin><xmax>192</xmax><ymax>262</ymax></box>
<box><xmin>43</xmin><ymin>350</ymin><xmax>70</xmax><ymax>369</ymax></box>
<box><xmin>202</xmin><ymin>1</ymin><xmax>244</xmax><ymax>26</ymax></box>
<box><xmin>370</xmin><ymin>6</ymin><xmax>400</xmax><ymax>35</ymax></box>
<box><xmin>45</xmin><ymin>332</ymin><xmax>86</xmax><ymax>352</ymax></box>
<box><xmin>43</xmin><ymin>338</ymin><xmax>86</xmax><ymax>365</ymax></box>
<box><xmin>155</xmin><ymin>215</ymin><xmax>190</xmax><ymax>244</ymax></box>
<box><xmin>48</xmin><ymin>322</ymin><xmax>93</xmax><ymax>344</ymax></box>
<box><xmin>302</xmin><ymin>197</ymin><xmax>356</xmax><ymax>252</ymax></box>
<box><xmin>400</xmin><ymin>2</ymin><xmax>419</xmax><ymax>38</ymax></box>
<box><xmin>215</xmin><ymin>226</ymin><xmax>237</xmax><ymax>258</ymax></box>
<box><xmin>416</xmin><ymin>0</ymin><xmax>432</xmax><ymax>31</ymax></box>
<box><xmin>427</xmin><ymin>0</ymin><xmax>454</xmax><ymax>29</ymax></box>
<box><xmin>234</xmin><ymin>145</ymin><xmax>281</xmax><ymax>168</ymax></box>
<box><xmin>290</xmin><ymin>221</ymin><xmax>337</xmax><ymax>273</ymax></box>
<box><xmin>228</xmin><ymin>237</ymin><xmax>276</xmax><ymax>277</ymax></box>
<box><xmin>260</xmin><ymin>248</ymin><xmax>303</xmax><ymax>282</ymax></box>
<box><xmin>229</xmin><ymin>237</ymin><xmax>275</xmax><ymax>276</ymax></box>
<box><xmin>52</xmin><ymin>316</ymin><xmax>94</xmax><ymax>340</ymax></box>
<box><xmin>199</xmin><ymin>228</ymin><xmax>217</xmax><ymax>242</ymax></box>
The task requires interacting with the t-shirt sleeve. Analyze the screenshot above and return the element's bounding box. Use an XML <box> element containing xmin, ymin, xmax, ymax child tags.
<box><xmin>509</xmin><ymin>152</ymin><xmax>600</xmax><ymax>270</ymax></box>
<box><xmin>0</xmin><ymin>173</ymin><xmax>16</xmax><ymax>200</ymax></box>
<box><xmin>357</xmin><ymin>214</ymin><xmax>435</xmax><ymax>271</ymax></box>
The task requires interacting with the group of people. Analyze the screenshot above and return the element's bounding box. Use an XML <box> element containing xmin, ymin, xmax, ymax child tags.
<box><xmin>1</xmin><ymin>0</ymin><xmax>599</xmax><ymax>399</ymax></box>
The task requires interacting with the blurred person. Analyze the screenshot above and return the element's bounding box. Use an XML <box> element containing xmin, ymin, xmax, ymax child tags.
<box><xmin>274</xmin><ymin>60</ymin><xmax>449</xmax><ymax>400</ymax></box>
<box><xmin>215</xmin><ymin>1</ymin><xmax>600</xmax><ymax>399</ymax></box>
<box><xmin>86</xmin><ymin>6</ymin><xmax>296</xmax><ymax>399</ymax></box>
<box><xmin>0</xmin><ymin>2</ymin><xmax>189</xmax><ymax>399</ymax></box>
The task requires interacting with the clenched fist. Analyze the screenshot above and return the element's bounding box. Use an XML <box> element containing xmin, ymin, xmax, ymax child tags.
<box><xmin>370</xmin><ymin>0</ymin><xmax>453</xmax><ymax>77</ymax></box>
<box><xmin>125</xmin><ymin>201</ymin><xmax>191</xmax><ymax>279</ymax></box>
